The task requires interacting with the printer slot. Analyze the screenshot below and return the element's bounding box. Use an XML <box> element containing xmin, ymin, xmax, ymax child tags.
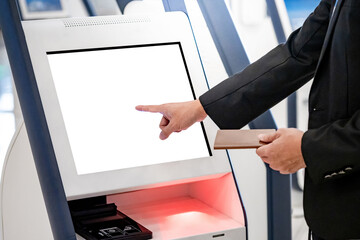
<box><xmin>70</xmin><ymin>202</ymin><xmax>152</xmax><ymax>240</ymax></box>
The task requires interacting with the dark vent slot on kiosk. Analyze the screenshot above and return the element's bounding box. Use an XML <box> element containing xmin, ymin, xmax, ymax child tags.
<box><xmin>69</xmin><ymin>198</ymin><xmax>152</xmax><ymax>240</ymax></box>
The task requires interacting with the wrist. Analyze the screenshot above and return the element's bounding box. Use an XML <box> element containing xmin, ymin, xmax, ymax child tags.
<box><xmin>195</xmin><ymin>99</ymin><xmax>207</xmax><ymax>121</ymax></box>
<box><xmin>298</xmin><ymin>131</ymin><xmax>306</xmax><ymax>168</ymax></box>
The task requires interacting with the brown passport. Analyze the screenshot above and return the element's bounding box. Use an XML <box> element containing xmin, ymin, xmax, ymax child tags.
<box><xmin>214</xmin><ymin>129</ymin><xmax>276</xmax><ymax>149</ymax></box>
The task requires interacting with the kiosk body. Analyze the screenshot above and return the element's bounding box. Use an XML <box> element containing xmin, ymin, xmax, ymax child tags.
<box><xmin>1</xmin><ymin>13</ymin><xmax>246</xmax><ymax>239</ymax></box>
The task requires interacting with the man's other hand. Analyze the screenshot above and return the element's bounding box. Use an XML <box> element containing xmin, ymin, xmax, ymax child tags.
<box><xmin>256</xmin><ymin>128</ymin><xmax>306</xmax><ymax>174</ymax></box>
<box><xmin>136</xmin><ymin>99</ymin><xmax>207</xmax><ymax>140</ymax></box>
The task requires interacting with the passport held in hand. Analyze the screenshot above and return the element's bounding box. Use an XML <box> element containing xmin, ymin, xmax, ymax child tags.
<box><xmin>214</xmin><ymin>129</ymin><xmax>276</xmax><ymax>149</ymax></box>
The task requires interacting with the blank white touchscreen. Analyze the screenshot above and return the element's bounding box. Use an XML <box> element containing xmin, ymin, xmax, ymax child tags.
<box><xmin>47</xmin><ymin>43</ymin><xmax>211</xmax><ymax>175</ymax></box>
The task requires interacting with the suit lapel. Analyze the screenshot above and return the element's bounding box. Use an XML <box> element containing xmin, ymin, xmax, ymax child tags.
<box><xmin>315</xmin><ymin>0</ymin><xmax>344</xmax><ymax>71</ymax></box>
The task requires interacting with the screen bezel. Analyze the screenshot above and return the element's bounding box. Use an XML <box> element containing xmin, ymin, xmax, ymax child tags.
<box><xmin>23</xmin><ymin>14</ymin><xmax>231</xmax><ymax>200</ymax></box>
<box><xmin>46</xmin><ymin>42</ymin><xmax>213</xmax><ymax>174</ymax></box>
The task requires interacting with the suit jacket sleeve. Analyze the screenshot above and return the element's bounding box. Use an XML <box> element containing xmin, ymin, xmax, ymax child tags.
<box><xmin>199</xmin><ymin>0</ymin><xmax>332</xmax><ymax>129</ymax></box>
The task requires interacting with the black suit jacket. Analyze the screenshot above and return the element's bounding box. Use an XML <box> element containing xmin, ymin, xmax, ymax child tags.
<box><xmin>199</xmin><ymin>0</ymin><xmax>360</xmax><ymax>239</ymax></box>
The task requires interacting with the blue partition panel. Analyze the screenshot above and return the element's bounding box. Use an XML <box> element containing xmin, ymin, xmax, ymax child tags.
<box><xmin>82</xmin><ymin>0</ymin><xmax>96</xmax><ymax>16</ymax></box>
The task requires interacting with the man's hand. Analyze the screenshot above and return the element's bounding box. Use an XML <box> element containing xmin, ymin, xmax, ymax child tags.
<box><xmin>136</xmin><ymin>99</ymin><xmax>207</xmax><ymax>140</ymax></box>
<box><xmin>256</xmin><ymin>128</ymin><xmax>306</xmax><ymax>174</ymax></box>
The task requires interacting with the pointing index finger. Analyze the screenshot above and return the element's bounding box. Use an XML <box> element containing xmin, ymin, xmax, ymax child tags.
<box><xmin>135</xmin><ymin>105</ymin><xmax>163</xmax><ymax>113</ymax></box>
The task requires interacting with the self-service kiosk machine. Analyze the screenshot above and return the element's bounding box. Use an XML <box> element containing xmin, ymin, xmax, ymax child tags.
<box><xmin>0</xmin><ymin>13</ymin><xmax>246</xmax><ymax>240</ymax></box>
